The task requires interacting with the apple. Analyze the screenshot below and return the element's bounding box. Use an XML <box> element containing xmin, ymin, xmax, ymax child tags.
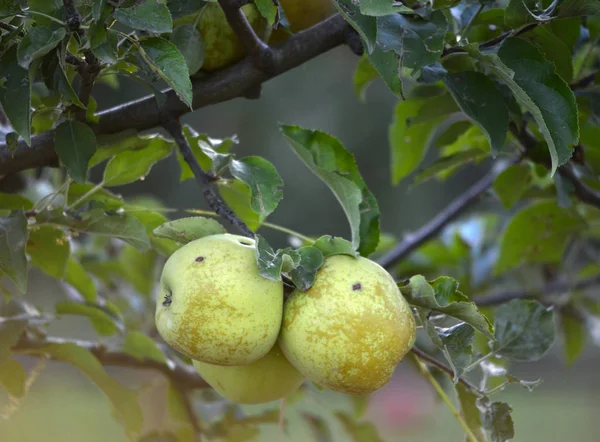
<box><xmin>173</xmin><ymin>3</ymin><xmax>270</xmax><ymax>72</ymax></box>
<box><xmin>155</xmin><ymin>234</ymin><xmax>283</xmax><ymax>365</ymax></box>
<box><xmin>193</xmin><ymin>343</ymin><xmax>305</xmax><ymax>404</ymax></box>
<box><xmin>270</xmin><ymin>0</ymin><xmax>336</xmax><ymax>44</ymax></box>
<box><xmin>278</xmin><ymin>255</ymin><xmax>416</xmax><ymax>395</ymax></box>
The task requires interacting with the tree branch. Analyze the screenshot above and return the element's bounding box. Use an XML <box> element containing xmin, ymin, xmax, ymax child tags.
<box><xmin>473</xmin><ymin>274</ymin><xmax>600</xmax><ymax>307</ymax></box>
<box><xmin>218</xmin><ymin>0</ymin><xmax>275</xmax><ymax>72</ymax></box>
<box><xmin>509</xmin><ymin>124</ymin><xmax>600</xmax><ymax>209</ymax></box>
<box><xmin>63</xmin><ymin>0</ymin><xmax>82</xmax><ymax>32</ymax></box>
<box><xmin>410</xmin><ymin>346</ymin><xmax>480</xmax><ymax>394</ymax></box>
<box><xmin>13</xmin><ymin>335</ymin><xmax>208</xmax><ymax>391</ymax></box>
<box><xmin>378</xmin><ymin>164</ymin><xmax>508</xmax><ymax>270</ymax></box>
<box><xmin>0</xmin><ymin>14</ymin><xmax>351</xmax><ymax>176</ymax></box>
<box><xmin>162</xmin><ymin>118</ymin><xmax>254</xmax><ymax>237</ymax></box>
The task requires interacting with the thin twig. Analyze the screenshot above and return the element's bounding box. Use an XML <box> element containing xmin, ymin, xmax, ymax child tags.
<box><xmin>410</xmin><ymin>346</ymin><xmax>480</xmax><ymax>393</ymax></box>
<box><xmin>13</xmin><ymin>335</ymin><xmax>208</xmax><ymax>390</ymax></box>
<box><xmin>0</xmin><ymin>14</ymin><xmax>351</xmax><ymax>175</ymax></box>
<box><xmin>414</xmin><ymin>355</ymin><xmax>482</xmax><ymax>442</ymax></box>
<box><xmin>473</xmin><ymin>274</ymin><xmax>600</xmax><ymax>306</ymax></box>
<box><xmin>378</xmin><ymin>165</ymin><xmax>508</xmax><ymax>270</ymax></box>
<box><xmin>509</xmin><ymin>124</ymin><xmax>600</xmax><ymax>210</ymax></box>
<box><xmin>217</xmin><ymin>0</ymin><xmax>275</xmax><ymax>72</ymax></box>
<box><xmin>162</xmin><ymin>118</ymin><xmax>254</xmax><ymax>237</ymax></box>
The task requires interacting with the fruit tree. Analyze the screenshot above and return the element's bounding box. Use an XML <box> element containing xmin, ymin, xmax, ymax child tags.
<box><xmin>1</xmin><ymin>0</ymin><xmax>600</xmax><ymax>441</ymax></box>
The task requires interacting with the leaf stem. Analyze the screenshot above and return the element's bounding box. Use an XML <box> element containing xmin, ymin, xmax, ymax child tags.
<box><xmin>22</xmin><ymin>10</ymin><xmax>67</xmax><ymax>26</ymax></box>
<box><xmin>414</xmin><ymin>356</ymin><xmax>482</xmax><ymax>442</ymax></box>
<box><xmin>67</xmin><ymin>180</ymin><xmax>105</xmax><ymax>210</ymax></box>
<box><xmin>184</xmin><ymin>208</ymin><xmax>315</xmax><ymax>242</ymax></box>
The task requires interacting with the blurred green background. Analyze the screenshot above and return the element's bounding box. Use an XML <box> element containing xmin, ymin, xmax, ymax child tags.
<box><xmin>2</xmin><ymin>45</ymin><xmax>599</xmax><ymax>441</ymax></box>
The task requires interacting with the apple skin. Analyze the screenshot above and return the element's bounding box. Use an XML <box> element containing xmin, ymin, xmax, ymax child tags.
<box><xmin>173</xmin><ymin>3</ymin><xmax>269</xmax><ymax>72</ymax></box>
<box><xmin>155</xmin><ymin>234</ymin><xmax>283</xmax><ymax>366</ymax></box>
<box><xmin>193</xmin><ymin>343</ymin><xmax>305</xmax><ymax>404</ymax></box>
<box><xmin>278</xmin><ymin>255</ymin><xmax>416</xmax><ymax>395</ymax></box>
<box><xmin>270</xmin><ymin>0</ymin><xmax>336</xmax><ymax>44</ymax></box>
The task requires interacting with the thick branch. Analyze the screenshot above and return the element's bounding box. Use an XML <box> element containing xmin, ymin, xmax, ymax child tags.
<box><xmin>378</xmin><ymin>165</ymin><xmax>506</xmax><ymax>270</ymax></box>
<box><xmin>411</xmin><ymin>346</ymin><xmax>480</xmax><ymax>394</ymax></box>
<box><xmin>0</xmin><ymin>14</ymin><xmax>351</xmax><ymax>175</ymax></box>
<box><xmin>162</xmin><ymin>118</ymin><xmax>254</xmax><ymax>237</ymax></box>
<box><xmin>218</xmin><ymin>0</ymin><xmax>275</xmax><ymax>72</ymax></box>
<box><xmin>473</xmin><ymin>274</ymin><xmax>600</xmax><ymax>307</ymax></box>
<box><xmin>14</xmin><ymin>335</ymin><xmax>208</xmax><ymax>390</ymax></box>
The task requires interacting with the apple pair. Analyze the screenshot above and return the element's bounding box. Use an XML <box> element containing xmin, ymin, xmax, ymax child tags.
<box><xmin>155</xmin><ymin>234</ymin><xmax>416</xmax><ymax>404</ymax></box>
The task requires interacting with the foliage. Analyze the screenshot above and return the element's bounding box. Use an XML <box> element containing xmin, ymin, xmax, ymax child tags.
<box><xmin>1</xmin><ymin>0</ymin><xmax>600</xmax><ymax>441</ymax></box>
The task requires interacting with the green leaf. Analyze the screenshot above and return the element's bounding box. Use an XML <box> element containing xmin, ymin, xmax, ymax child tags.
<box><xmin>495</xmin><ymin>200</ymin><xmax>585</xmax><ymax>274</ymax></box>
<box><xmin>167</xmin><ymin>0</ymin><xmax>208</xmax><ymax>19</ymax></box>
<box><xmin>170</xmin><ymin>23</ymin><xmax>204</xmax><ymax>75</ymax></box>
<box><xmin>443</xmin><ymin>72</ymin><xmax>508</xmax><ymax>156</ymax></box>
<box><xmin>557</xmin><ymin>0</ymin><xmax>600</xmax><ymax>17</ymax></box>
<box><xmin>176</xmin><ymin>128</ymin><xmax>237</xmax><ymax>180</ymax></box>
<box><xmin>376</xmin><ymin>11</ymin><xmax>448</xmax><ymax>71</ymax></box>
<box><xmin>312</xmin><ymin>235</ymin><xmax>357</xmax><ymax>257</ymax></box>
<box><xmin>414</xmin><ymin>148</ymin><xmax>487</xmax><ymax>185</ymax></box>
<box><xmin>255</xmin><ymin>0</ymin><xmax>277</xmax><ymax>24</ymax></box>
<box><xmin>24</xmin><ymin>343</ymin><xmax>142</xmax><ymax>435</ymax></box>
<box><xmin>0</xmin><ymin>193</ymin><xmax>33</xmax><ymax>211</ymax></box>
<box><xmin>561</xmin><ymin>310</ymin><xmax>586</xmax><ymax>365</ymax></box>
<box><xmin>64</xmin><ymin>259</ymin><xmax>97</xmax><ymax>302</ymax></box>
<box><xmin>55</xmin><ymin>301</ymin><xmax>120</xmax><ymax>335</ymax></box>
<box><xmin>253</xmin><ymin>234</ymin><xmax>283</xmax><ymax>280</ymax></box>
<box><xmin>0</xmin><ymin>0</ymin><xmax>20</xmax><ymax>16</ymax></box>
<box><xmin>288</xmin><ymin>246</ymin><xmax>324</xmax><ymax>291</ymax></box>
<box><xmin>0</xmin><ymin>357</ymin><xmax>26</xmax><ymax>397</ymax></box>
<box><xmin>217</xmin><ymin>180</ymin><xmax>261</xmax><ymax>231</ymax></box>
<box><xmin>123</xmin><ymin>331</ymin><xmax>166</xmax><ymax>363</ymax></box>
<box><xmin>359</xmin><ymin>0</ymin><xmax>411</xmax><ymax>15</ymax></box>
<box><xmin>486</xmin><ymin>38</ymin><xmax>578</xmax><ymax>174</ymax></box>
<box><xmin>280</xmin><ymin>125</ymin><xmax>380</xmax><ymax>256</ymax></box>
<box><xmin>17</xmin><ymin>26</ymin><xmax>66</xmax><ymax>69</ymax></box>
<box><xmin>334</xmin><ymin>0</ymin><xmax>377</xmax><ymax>53</ymax></box>
<box><xmin>113</xmin><ymin>0</ymin><xmax>172</xmax><ymax>33</ymax></box>
<box><xmin>521</xmin><ymin>27</ymin><xmax>573</xmax><ymax>83</ymax></box>
<box><xmin>103</xmin><ymin>136</ymin><xmax>173</xmax><ymax>186</ymax></box>
<box><xmin>36</xmin><ymin>208</ymin><xmax>150</xmax><ymax>251</ymax></box>
<box><xmin>367</xmin><ymin>47</ymin><xmax>403</xmax><ymax>98</ymax></box>
<box><xmin>493</xmin><ymin>164</ymin><xmax>533</xmax><ymax>209</ymax></box>
<box><xmin>153</xmin><ymin>216</ymin><xmax>226</xmax><ymax>244</ymax></box>
<box><xmin>54</xmin><ymin>120</ymin><xmax>98</xmax><ymax>183</ymax></box>
<box><xmin>492</xmin><ymin>299</ymin><xmax>556</xmax><ymax>361</ymax></box>
<box><xmin>400</xmin><ymin>275</ymin><xmax>494</xmax><ymax>338</ymax></box>
<box><xmin>118</xmin><ymin>244</ymin><xmax>157</xmax><ymax>297</ymax></box>
<box><xmin>139</xmin><ymin>37</ymin><xmax>193</xmax><ymax>108</ymax></box>
<box><xmin>388</xmin><ymin>97</ymin><xmax>445</xmax><ymax>184</ymax></box>
<box><xmin>27</xmin><ymin>225</ymin><xmax>70</xmax><ymax>279</ymax></box>
<box><xmin>93</xmin><ymin>0</ymin><xmax>107</xmax><ymax>21</ymax></box>
<box><xmin>439</xmin><ymin>323</ymin><xmax>474</xmax><ymax>383</ymax></box>
<box><xmin>67</xmin><ymin>183</ymin><xmax>124</xmax><ymax>209</ymax></box>
<box><xmin>482</xmin><ymin>401</ymin><xmax>514</xmax><ymax>442</ymax></box>
<box><xmin>504</xmin><ymin>0</ymin><xmax>536</xmax><ymax>28</ymax></box>
<box><xmin>0</xmin><ymin>46</ymin><xmax>32</xmax><ymax>145</ymax></box>
<box><xmin>335</xmin><ymin>412</ymin><xmax>384</xmax><ymax>442</ymax></box>
<box><xmin>455</xmin><ymin>384</ymin><xmax>486</xmax><ymax>442</ymax></box>
<box><xmin>0</xmin><ymin>211</ymin><xmax>28</xmax><ymax>294</ymax></box>
<box><xmin>229</xmin><ymin>157</ymin><xmax>284</xmax><ymax>222</ymax></box>
<box><xmin>353</xmin><ymin>54</ymin><xmax>379</xmax><ymax>102</ymax></box>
